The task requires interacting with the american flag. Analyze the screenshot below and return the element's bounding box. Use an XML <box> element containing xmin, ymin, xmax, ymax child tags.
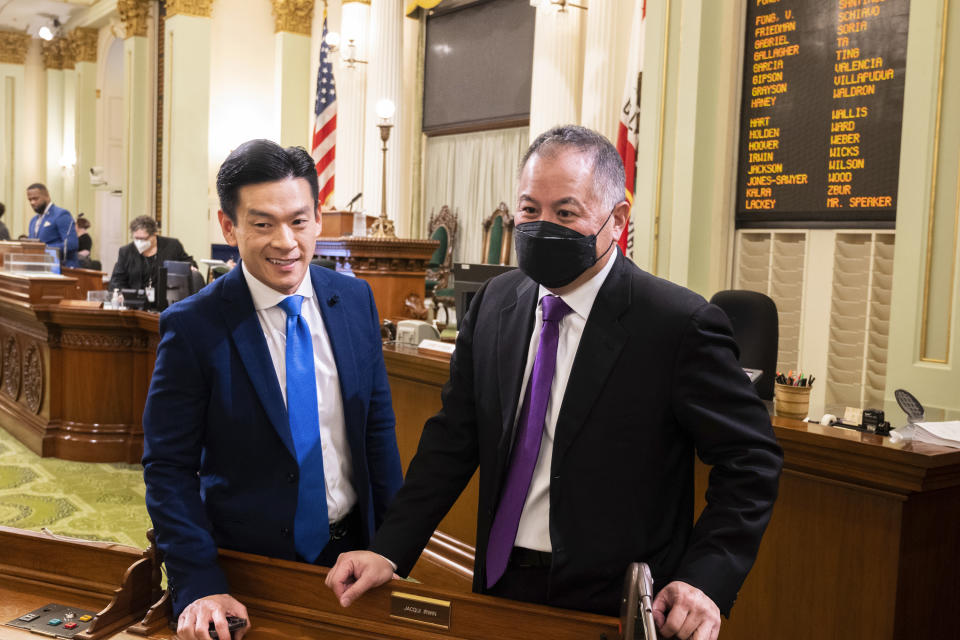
<box><xmin>313</xmin><ymin>14</ymin><xmax>336</xmax><ymax>207</ymax></box>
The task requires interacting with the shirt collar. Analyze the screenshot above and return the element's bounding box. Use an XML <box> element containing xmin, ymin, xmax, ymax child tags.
<box><xmin>42</xmin><ymin>202</ymin><xmax>52</xmax><ymax>216</ymax></box>
<box><xmin>241</xmin><ymin>261</ymin><xmax>314</xmax><ymax>311</ymax></box>
<box><xmin>537</xmin><ymin>248</ymin><xmax>618</xmax><ymax>321</ymax></box>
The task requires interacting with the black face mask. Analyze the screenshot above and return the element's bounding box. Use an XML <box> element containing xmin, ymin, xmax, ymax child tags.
<box><xmin>513</xmin><ymin>210</ymin><xmax>615</xmax><ymax>288</ymax></box>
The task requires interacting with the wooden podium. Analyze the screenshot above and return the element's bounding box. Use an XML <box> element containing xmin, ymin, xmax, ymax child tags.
<box><xmin>0</xmin><ymin>525</ymin><xmax>620</xmax><ymax>639</ymax></box>
<box><xmin>319</xmin><ymin>210</ymin><xmax>377</xmax><ymax>237</ymax></box>
<box><xmin>315</xmin><ymin>236</ymin><xmax>439</xmax><ymax>322</ymax></box>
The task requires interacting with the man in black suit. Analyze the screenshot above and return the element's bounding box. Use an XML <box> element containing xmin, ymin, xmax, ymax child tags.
<box><xmin>108</xmin><ymin>215</ymin><xmax>196</xmax><ymax>292</ymax></box>
<box><xmin>327</xmin><ymin>125</ymin><xmax>783</xmax><ymax>640</ymax></box>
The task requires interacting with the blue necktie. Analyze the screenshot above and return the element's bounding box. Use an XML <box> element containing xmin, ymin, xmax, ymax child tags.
<box><xmin>278</xmin><ymin>295</ymin><xmax>330</xmax><ymax>561</ymax></box>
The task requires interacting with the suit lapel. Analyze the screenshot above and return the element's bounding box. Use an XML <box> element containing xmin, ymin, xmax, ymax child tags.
<box><xmin>496</xmin><ymin>277</ymin><xmax>538</xmax><ymax>462</ymax></box>
<box><xmin>552</xmin><ymin>254</ymin><xmax>630</xmax><ymax>468</ymax></box>
<box><xmin>311</xmin><ymin>267</ymin><xmax>361</xmax><ymax>450</ymax></box>
<box><xmin>219</xmin><ymin>266</ymin><xmax>296</xmax><ymax>458</ymax></box>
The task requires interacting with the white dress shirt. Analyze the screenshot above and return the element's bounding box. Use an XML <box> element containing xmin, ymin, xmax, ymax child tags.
<box><xmin>242</xmin><ymin>262</ymin><xmax>356</xmax><ymax>522</ymax></box>
<box><xmin>513</xmin><ymin>252</ymin><xmax>618</xmax><ymax>552</ymax></box>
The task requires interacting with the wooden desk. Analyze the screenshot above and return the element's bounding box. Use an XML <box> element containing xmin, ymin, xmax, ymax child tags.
<box><xmin>0</xmin><ymin>526</ymin><xmax>619</xmax><ymax>640</ymax></box>
<box><xmin>381</xmin><ymin>348</ymin><xmax>960</xmax><ymax>639</ymax></box>
<box><xmin>707</xmin><ymin>417</ymin><xmax>960</xmax><ymax>639</ymax></box>
<box><xmin>0</xmin><ymin>273</ymin><xmax>159</xmax><ymax>462</ymax></box>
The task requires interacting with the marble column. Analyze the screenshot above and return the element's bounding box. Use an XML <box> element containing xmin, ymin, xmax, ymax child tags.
<box><xmin>581</xmin><ymin>0</ymin><xmax>624</xmax><ymax>142</ymax></box>
<box><xmin>0</xmin><ymin>31</ymin><xmax>31</xmax><ymax>236</ymax></box>
<box><xmin>363</xmin><ymin>0</ymin><xmax>403</xmax><ymax>233</ymax></box>
<box><xmin>528</xmin><ymin>1</ymin><xmax>586</xmax><ymax>142</ymax></box>
<box><xmin>118</xmin><ymin>0</ymin><xmax>154</xmax><ymax>225</ymax></box>
<box><xmin>271</xmin><ymin>0</ymin><xmax>313</xmax><ymax>149</ymax></box>
<box><xmin>162</xmin><ymin>0</ymin><xmax>213</xmax><ymax>262</ymax></box>
<box><xmin>41</xmin><ymin>38</ymin><xmax>66</xmax><ymax>204</ymax></box>
<box><xmin>336</xmin><ymin>0</ymin><xmax>369</xmax><ymax>212</ymax></box>
<box><xmin>70</xmin><ymin>28</ymin><xmax>98</xmax><ymax>220</ymax></box>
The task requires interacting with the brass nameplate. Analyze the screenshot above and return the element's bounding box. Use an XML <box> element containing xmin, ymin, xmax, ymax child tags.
<box><xmin>389</xmin><ymin>591</ymin><xmax>451</xmax><ymax>630</ymax></box>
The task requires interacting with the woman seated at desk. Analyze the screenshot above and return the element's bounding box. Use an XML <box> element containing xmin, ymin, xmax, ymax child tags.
<box><xmin>108</xmin><ymin>215</ymin><xmax>196</xmax><ymax>291</ymax></box>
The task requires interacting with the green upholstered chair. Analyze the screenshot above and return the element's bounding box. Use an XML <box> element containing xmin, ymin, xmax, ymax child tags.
<box><xmin>482</xmin><ymin>202</ymin><xmax>514</xmax><ymax>265</ymax></box>
<box><xmin>425</xmin><ymin>205</ymin><xmax>459</xmax><ymax>304</ymax></box>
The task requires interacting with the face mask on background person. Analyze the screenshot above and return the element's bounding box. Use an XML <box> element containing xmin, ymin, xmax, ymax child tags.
<box><xmin>513</xmin><ymin>210</ymin><xmax>615</xmax><ymax>288</ymax></box>
<box><xmin>134</xmin><ymin>238</ymin><xmax>152</xmax><ymax>254</ymax></box>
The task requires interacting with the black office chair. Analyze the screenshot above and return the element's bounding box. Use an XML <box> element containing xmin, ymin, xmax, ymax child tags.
<box><xmin>709</xmin><ymin>290</ymin><xmax>779</xmax><ymax>400</ymax></box>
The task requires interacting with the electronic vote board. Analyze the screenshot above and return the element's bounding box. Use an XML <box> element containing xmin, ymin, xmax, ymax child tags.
<box><xmin>736</xmin><ymin>0</ymin><xmax>910</xmax><ymax>227</ymax></box>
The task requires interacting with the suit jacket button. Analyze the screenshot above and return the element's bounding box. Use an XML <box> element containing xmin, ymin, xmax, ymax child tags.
<box><xmin>281</xmin><ymin>527</ymin><xmax>291</xmax><ymax>537</ymax></box>
<box><xmin>287</xmin><ymin>472</ymin><xmax>297</xmax><ymax>483</ymax></box>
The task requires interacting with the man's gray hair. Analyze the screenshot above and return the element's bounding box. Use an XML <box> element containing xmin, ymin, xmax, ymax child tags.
<box><xmin>129</xmin><ymin>215</ymin><xmax>158</xmax><ymax>236</ymax></box>
<box><xmin>520</xmin><ymin>125</ymin><xmax>626</xmax><ymax>211</ymax></box>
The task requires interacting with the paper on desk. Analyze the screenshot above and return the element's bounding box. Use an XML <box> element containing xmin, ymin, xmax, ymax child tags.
<box><xmin>912</xmin><ymin>421</ymin><xmax>960</xmax><ymax>448</ymax></box>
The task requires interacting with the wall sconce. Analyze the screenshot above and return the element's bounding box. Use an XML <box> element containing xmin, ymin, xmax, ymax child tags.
<box><xmin>324</xmin><ymin>31</ymin><xmax>368</xmax><ymax>69</ymax></box>
<box><xmin>369</xmin><ymin>98</ymin><xmax>396</xmax><ymax>239</ymax></box>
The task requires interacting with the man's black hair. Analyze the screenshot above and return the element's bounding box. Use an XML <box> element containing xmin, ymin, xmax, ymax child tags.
<box><xmin>26</xmin><ymin>183</ymin><xmax>48</xmax><ymax>194</ymax></box>
<box><xmin>216</xmin><ymin>139</ymin><xmax>319</xmax><ymax>223</ymax></box>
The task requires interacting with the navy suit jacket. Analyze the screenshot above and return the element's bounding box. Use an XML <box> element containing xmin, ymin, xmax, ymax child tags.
<box><xmin>372</xmin><ymin>252</ymin><xmax>782</xmax><ymax>617</ymax></box>
<box><xmin>143</xmin><ymin>264</ymin><xmax>403</xmax><ymax>615</ymax></box>
<box><xmin>28</xmin><ymin>204</ymin><xmax>79</xmax><ymax>267</ymax></box>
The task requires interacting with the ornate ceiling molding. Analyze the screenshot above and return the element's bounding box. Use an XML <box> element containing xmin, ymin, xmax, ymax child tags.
<box><xmin>0</xmin><ymin>30</ymin><xmax>31</xmax><ymax>65</ymax></box>
<box><xmin>118</xmin><ymin>0</ymin><xmax>152</xmax><ymax>38</ymax></box>
<box><xmin>271</xmin><ymin>0</ymin><xmax>314</xmax><ymax>36</ymax></box>
<box><xmin>68</xmin><ymin>28</ymin><xmax>98</xmax><ymax>63</ymax></box>
<box><xmin>165</xmin><ymin>0</ymin><xmax>214</xmax><ymax>18</ymax></box>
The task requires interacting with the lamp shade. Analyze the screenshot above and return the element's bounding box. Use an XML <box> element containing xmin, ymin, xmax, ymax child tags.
<box><xmin>375</xmin><ymin>98</ymin><xmax>396</xmax><ymax>120</ymax></box>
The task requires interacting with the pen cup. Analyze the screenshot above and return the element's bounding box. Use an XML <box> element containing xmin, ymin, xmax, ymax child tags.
<box><xmin>774</xmin><ymin>382</ymin><xmax>812</xmax><ymax>420</ymax></box>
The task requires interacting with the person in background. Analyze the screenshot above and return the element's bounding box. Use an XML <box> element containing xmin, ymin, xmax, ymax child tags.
<box><xmin>0</xmin><ymin>203</ymin><xmax>10</xmax><ymax>241</ymax></box>
<box><xmin>108</xmin><ymin>215</ymin><xmax>195</xmax><ymax>291</ymax></box>
<box><xmin>26</xmin><ymin>183</ymin><xmax>79</xmax><ymax>267</ymax></box>
<box><xmin>76</xmin><ymin>214</ymin><xmax>92</xmax><ymax>257</ymax></box>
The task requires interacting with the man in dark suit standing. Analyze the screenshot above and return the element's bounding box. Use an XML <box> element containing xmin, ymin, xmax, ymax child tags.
<box><xmin>108</xmin><ymin>215</ymin><xmax>196</xmax><ymax>292</ymax></box>
<box><xmin>26</xmin><ymin>183</ymin><xmax>79</xmax><ymax>267</ymax></box>
<box><xmin>143</xmin><ymin>139</ymin><xmax>403</xmax><ymax>640</ymax></box>
<box><xmin>327</xmin><ymin>126</ymin><xmax>782</xmax><ymax>640</ymax></box>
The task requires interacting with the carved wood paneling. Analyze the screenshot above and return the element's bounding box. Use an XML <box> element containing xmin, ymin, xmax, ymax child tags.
<box><xmin>60</xmin><ymin>332</ymin><xmax>148</xmax><ymax>351</ymax></box>
<box><xmin>2</xmin><ymin>336</ymin><xmax>21</xmax><ymax>400</ymax></box>
<box><xmin>22</xmin><ymin>342</ymin><xmax>43</xmax><ymax>414</ymax></box>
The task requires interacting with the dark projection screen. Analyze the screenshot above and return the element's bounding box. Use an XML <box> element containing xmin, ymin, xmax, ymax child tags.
<box><xmin>735</xmin><ymin>0</ymin><xmax>910</xmax><ymax>228</ymax></box>
<box><xmin>422</xmin><ymin>0</ymin><xmax>535</xmax><ymax>133</ymax></box>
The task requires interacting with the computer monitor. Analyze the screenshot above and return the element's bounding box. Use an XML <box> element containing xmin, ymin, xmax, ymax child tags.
<box><xmin>453</xmin><ymin>263</ymin><xmax>515</xmax><ymax>321</ymax></box>
<box><xmin>160</xmin><ymin>260</ymin><xmax>193</xmax><ymax>310</ymax></box>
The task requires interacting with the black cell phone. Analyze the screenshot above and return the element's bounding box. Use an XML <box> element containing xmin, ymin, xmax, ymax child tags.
<box><xmin>208</xmin><ymin>615</ymin><xmax>246</xmax><ymax>640</ymax></box>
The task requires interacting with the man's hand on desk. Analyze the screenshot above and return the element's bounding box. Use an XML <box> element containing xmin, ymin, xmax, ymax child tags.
<box><xmin>177</xmin><ymin>594</ymin><xmax>249</xmax><ymax>640</ymax></box>
<box><xmin>652</xmin><ymin>581</ymin><xmax>720</xmax><ymax>640</ymax></box>
<box><xmin>325</xmin><ymin>551</ymin><xmax>397</xmax><ymax>607</ymax></box>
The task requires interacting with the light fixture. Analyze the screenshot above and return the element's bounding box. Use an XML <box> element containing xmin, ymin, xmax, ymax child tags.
<box><xmin>324</xmin><ymin>30</ymin><xmax>368</xmax><ymax>69</ymax></box>
<box><xmin>369</xmin><ymin>98</ymin><xmax>396</xmax><ymax>239</ymax></box>
<box><xmin>533</xmin><ymin>0</ymin><xmax>587</xmax><ymax>13</ymax></box>
<box><xmin>38</xmin><ymin>17</ymin><xmax>61</xmax><ymax>41</ymax></box>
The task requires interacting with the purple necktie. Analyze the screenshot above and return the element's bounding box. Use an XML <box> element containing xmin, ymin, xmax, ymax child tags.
<box><xmin>486</xmin><ymin>294</ymin><xmax>573</xmax><ymax>588</ymax></box>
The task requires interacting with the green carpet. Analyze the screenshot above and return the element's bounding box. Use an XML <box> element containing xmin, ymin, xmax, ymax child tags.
<box><xmin>0</xmin><ymin>426</ymin><xmax>152</xmax><ymax>548</ymax></box>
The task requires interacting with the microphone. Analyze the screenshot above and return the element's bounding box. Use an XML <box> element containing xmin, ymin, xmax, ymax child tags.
<box><xmin>345</xmin><ymin>192</ymin><xmax>362</xmax><ymax>211</ymax></box>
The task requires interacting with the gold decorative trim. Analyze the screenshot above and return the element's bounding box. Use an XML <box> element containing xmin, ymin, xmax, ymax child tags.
<box><xmin>41</xmin><ymin>37</ymin><xmax>66</xmax><ymax>69</ymax></box>
<box><xmin>920</xmin><ymin>0</ymin><xmax>951</xmax><ymax>364</ymax></box>
<box><xmin>166</xmin><ymin>0</ymin><xmax>214</xmax><ymax>18</ymax></box>
<box><xmin>271</xmin><ymin>0</ymin><xmax>313</xmax><ymax>36</ymax></box>
<box><xmin>0</xmin><ymin>30</ymin><xmax>31</xmax><ymax>65</ymax></box>
<box><xmin>345</xmin><ymin>0</ymin><xmax>371</xmax><ymax>4</ymax></box>
<box><xmin>651</xmin><ymin>0</ymin><xmax>670</xmax><ymax>276</ymax></box>
<box><xmin>118</xmin><ymin>0</ymin><xmax>152</xmax><ymax>38</ymax></box>
<box><xmin>68</xmin><ymin>28</ymin><xmax>98</xmax><ymax>63</ymax></box>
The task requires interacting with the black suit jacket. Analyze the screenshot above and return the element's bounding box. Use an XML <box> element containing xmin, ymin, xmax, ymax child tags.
<box><xmin>108</xmin><ymin>236</ymin><xmax>195</xmax><ymax>291</ymax></box>
<box><xmin>371</xmin><ymin>252</ymin><xmax>783</xmax><ymax>616</ymax></box>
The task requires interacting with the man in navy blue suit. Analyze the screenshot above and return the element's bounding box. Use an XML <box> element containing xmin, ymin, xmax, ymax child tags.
<box><xmin>26</xmin><ymin>183</ymin><xmax>79</xmax><ymax>267</ymax></box>
<box><xmin>143</xmin><ymin>139</ymin><xmax>403</xmax><ymax>640</ymax></box>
